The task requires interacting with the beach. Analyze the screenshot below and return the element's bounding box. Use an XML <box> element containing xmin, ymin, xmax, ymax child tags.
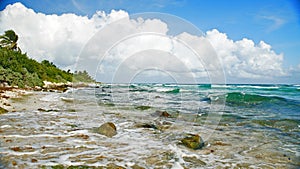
<box><xmin>0</xmin><ymin>84</ymin><xmax>299</xmax><ymax>168</ymax></box>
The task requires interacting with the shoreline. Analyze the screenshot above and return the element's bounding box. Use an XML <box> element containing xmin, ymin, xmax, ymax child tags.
<box><xmin>0</xmin><ymin>81</ymin><xmax>99</xmax><ymax>113</ymax></box>
<box><xmin>0</xmin><ymin>87</ymin><xmax>34</xmax><ymax>113</ymax></box>
<box><xmin>0</xmin><ymin>85</ymin><xmax>299</xmax><ymax>168</ymax></box>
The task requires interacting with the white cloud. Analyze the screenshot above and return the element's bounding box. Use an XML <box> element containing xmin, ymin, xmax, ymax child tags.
<box><xmin>206</xmin><ymin>29</ymin><xmax>286</xmax><ymax>80</ymax></box>
<box><xmin>260</xmin><ymin>15</ymin><xmax>286</xmax><ymax>32</ymax></box>
<box><xmin>0</xmin><ymin>3</ymin><xmax>288</xmax><ymax>83</ymax></box>
<box><xmin>0</xmin><ymin>3</ymin><xmax>128</xmax><ymax>68</ymax></box>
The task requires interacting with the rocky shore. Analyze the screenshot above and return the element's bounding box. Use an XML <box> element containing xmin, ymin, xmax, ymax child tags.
<box><xmin>0</xmin><ymin>84</ymin><xmax>298</xmax><ymax>168</ymax></box>
<box><xmin>0</xmin><ymin>81</ymin><xmax>99</xmax><ymax>113</ymax></box>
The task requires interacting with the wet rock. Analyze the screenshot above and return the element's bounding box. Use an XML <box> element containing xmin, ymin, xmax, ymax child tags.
<box><xmin>95</xmin><ymin>122</ymin><xmax>117</xmax><ymax>137</ymax></box>
<box><xmin>136</xmin><ymin>121</ymin><xmax>173</xmax><ymax>131</ymax></box>
<box><xmin>10</xmin><ymin>146</ymin><xmax>34</xmax><ymax>152</ymax></box>
<box><xmin>183</xmin><ymin>156</ymin><xmax>206</xmax><ymax>166</ymax></box>
<box><xmin>31</xmin><ymin>159</ymin><xmax>38</xmax><ymax>163</ymax></box>
<box><xmin>135</xmin><ymin>105</ymin><xmax>151</xmax><ymax>110</ymax></box>
<box><xmin>37</xmin><ymin>108</ymin><xmax>60</xmax><ymax>112</ymax></box>
<box><xmin>11</xmin><ymin>160</ymin><xmax>17</xmax><ymax>166</ymax></box>
<box><xmin>10</xmin><ymin>147</ymin><xmax>21</xmax><ymax>152</ymax></box>
<box><xmin>131</xmin><ymin>164</ymin><xmax>145</xmax><ymax>169</ymax></box>
<box><xmin>213</xmin><ymin>141</ymin><xmax>231</xmax><ymax>146</ymax></box>
<box><xmin>153</xmin><ymin>110</ymin><xmax>171</xmax><ymax>117</ymax></box>
<box><xmin>106</xmin><ymin>163</ymin><xmax>125</xmax><ymax>169</ymax></box>
<box><xmin>136</xmin><ymin>123</ymin><xmax>158</xmax><ymax>130</ymax></box>
<box><xmin>181</xmin><ymin>134</ymin><xmax>205</xmax><ymax>150</ymax></box>
<box><xmin>75</xmin><ymin>134</ymin><xmax>89</xmax><ymax>139</ymax></box>
<box><xmin>0</xmin><ymin>107</ymin><xmax>8</xmax><ymax>114</ymax></box>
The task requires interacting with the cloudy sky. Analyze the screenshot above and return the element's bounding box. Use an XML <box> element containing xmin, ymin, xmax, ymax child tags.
<box><xmin>0</xmin><ymin>0</ymin><xmax>299</xmax><ymax>84</ymax></box>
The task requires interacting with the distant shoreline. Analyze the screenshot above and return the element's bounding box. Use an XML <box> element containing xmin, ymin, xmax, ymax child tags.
<box><xmin>0</xmin><ymin>81</ymin><xmax>100</xmax><ymax>113</ymax></box>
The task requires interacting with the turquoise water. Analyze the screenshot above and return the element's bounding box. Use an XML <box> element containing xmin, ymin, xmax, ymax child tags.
<box><xmin>94</xmin><ymin>83</ymin><xmax>300</xmax><ymax>167</ymax></box>
<box><xmin>0</xmin><ymin>84</ymin><xmax>299</xmax><ymax>168</ymax></box>
<box><xmin>96</xmin><ymin>83</ymin><xmax>300</xmax><ymax>122</ymax></box>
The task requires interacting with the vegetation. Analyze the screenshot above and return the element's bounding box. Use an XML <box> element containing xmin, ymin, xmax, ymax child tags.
<box><xmin>0</xmin><ymin>30</ymin><xmax>95</xmax><ymax>88</ymax></box>
<box><xmin>73</xmin><ymin>70</ymin><xmax>95</xmax><ymax>83</ymax></box>
<box><xmin>0</xmin><ymin>30</ymin><xmax>21</xmax><ymax>52</ymax></box>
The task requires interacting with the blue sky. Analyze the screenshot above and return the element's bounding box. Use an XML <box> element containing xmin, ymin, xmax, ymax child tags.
<box><xmin>0</xmin><ymin>0</ymin><xmax>299</xmax><ymax>83</ymax></box>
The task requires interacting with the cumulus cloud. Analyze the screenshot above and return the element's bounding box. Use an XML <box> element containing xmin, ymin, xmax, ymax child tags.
<box><xmin>0</xmin><ymin>2</ymin><xmax>288</xmax><ymax>83</ymax></box>
<box><xmin>206</xmin><ymin>29</ymin><xmax>286</xmax><ymax>80</ymax></box>
<box><xmin>0</xmin><ymin>2</ymin><xmax>128</xmax><ymax>68</ymax></box>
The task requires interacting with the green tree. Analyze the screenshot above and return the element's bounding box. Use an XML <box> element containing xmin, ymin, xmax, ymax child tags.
<box><xmin>0</xmin><ymin>30</ymin><xmax>21</xmax><ymax>52</ymax></box>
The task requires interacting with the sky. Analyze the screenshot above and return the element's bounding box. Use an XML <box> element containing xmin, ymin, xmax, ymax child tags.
<box><xmin>0</xmin><ymin>0</ymin><xmax>299</xmax><ymax>84</ymax></box>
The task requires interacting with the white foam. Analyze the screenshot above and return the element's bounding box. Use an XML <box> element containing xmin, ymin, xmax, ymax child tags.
<box><xmin>155</xmin><ymin>87</ymin><xmax>172</xmax><ymax>92</ymax></box>
<box><xmin>60</xmin><ymin>97</ymin><xmax>74</xmax><ymax>102</ymax></box>
<box><xmin>237</xmin><ymin>85</ymin><xmax>279</xmax><ymax>89</ymax></box>
<box><xmin>172</xmin><ymin>162</ymin><xmax>184</xmax><ymax>169</ymax></box>
<box><xmin>0</xmin><ymin>125</ymin><xmax>12</xmax><ymax>128</ymax></box>
<box><xmin>0</xmin><ymin>134</ymin><xmax>71</xmax><ymax>138</ymax></box>
<box><xmin>6</xmin><ymin>150</ymin><xmax>38</xmax><ymax>156</ymax></box>
<box><xmin>40</xmin><ymin>93</ymin><xmax>61</xmax><ymax>102</ymax></box>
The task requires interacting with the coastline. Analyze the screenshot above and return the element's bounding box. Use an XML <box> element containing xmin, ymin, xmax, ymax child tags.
<box><xmin>0</xmin><ymin>84</ymin><xmax>299</xmax><ymax>168</ymax></box>
<box><xmin>0</xmin><ymin>87</ymin><xmax>34</xmax><ymax>113</ymax></box>
<box><xmin>0</xmin><ymin>81</ymin><xmax>98</xmax><ymax>113</ymax></box>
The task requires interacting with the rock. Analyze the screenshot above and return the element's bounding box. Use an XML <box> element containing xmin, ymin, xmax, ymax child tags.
<box><xmin>10</xmin><ymin>147</ymin><xmax>21</xmax><ymax>152</ymax></box>
<box><xmin>75</xmin><ymin>134</ymin><xmax>89</xmax><ymax>139</ymax></box>
<box><xmin>181</xmin><ymin>134</ymin><xmax>205</xmax><ymax>150</ymax></box>
<box><xmin>183</xmin><ymin>156</ymin><xmax>206</xmax><ymax>166</ymax></box>
<box><xmin>31</xmin><ymin>159</ymin><xmax>38</xmax><ymax>163</ymax></box>
<box><xmin>42</xmin><ymin>81</ymin><xmax>70</xmax><ymax>92</ymax></box>
<box><xmin>131</xmin><ymin>164</ymin><xmax>146</xmax><ymax>169</ymax></box>
<box><xmin>135</xmin><ymin>105</ymin><xmax>151</xmax><ymax>110</ymax></box>
<box><xmin>213</xmin><ymin>141</ymin><xmax>231</xmax><ymax>146</ymax></box>
<box><xmin>0</xmin><ymin>107</ymin><xmax>8</xmax><ymax>114</ymax></box>
<box><xmin>95</xmin><ymin>122</ymin><xmax>117</xmax><ymax>137</ymax></box>
<box><xmin>11</xmin><ymin>160</ymin><xmax>17</xmax><ymax>166</ymax></box>
<box><xmin>34</xmin><ymin>86</ymin><xmax>42</xmax><ymax>91</ymax></box>
<box><xmin>136</xmin><ymin>121</ymin><xmax>173</xmax><ymax>131</ymax></box>
<box><xmin>136</xmin><ymin>123</ymin><xmax>158</xmax><ymax>130</ymax></box>
<box><xmin>106</xmin><ymin>163</ymin><xmax>125</xmax><ymax>169</ymax></box>
<box><xmin>153</xmin><ymin>110</ymin><xmax>171</xmax><ymax>117</ymax></box>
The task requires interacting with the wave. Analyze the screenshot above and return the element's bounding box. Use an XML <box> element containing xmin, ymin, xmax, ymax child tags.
<box><xmin>165</xmin><ymin>88</ymin><xmax>180</xmax><ymax>94</ymax></box>
<box><xmin>198</xmin><ymin>84</ymin><xmax>211</xmax><ymax>89</ymax></box>
<box><xmin>129</xmin><ymin>84</ymin><xmax>151</xmax><ymax>92</ymax></box>
<box><xmin>252</xmin><ymin>119</ymin><xmax>300</xmax><ymax>132</ymax></box>
<box><xmin>225</xmin><ymin>92</ymin><xmax>287</xmax><ymax>105</ymax></box>
<box><xmin>236</xmin><ymin>85</ymin><xmax>279</xmax><ymax>90</ymax></box>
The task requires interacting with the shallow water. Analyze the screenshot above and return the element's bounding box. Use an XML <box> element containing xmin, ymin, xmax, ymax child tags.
<box><xmin>0</xmin><ymin>84</ymin><xmax>299</xmax><ymax>168</ymax></box>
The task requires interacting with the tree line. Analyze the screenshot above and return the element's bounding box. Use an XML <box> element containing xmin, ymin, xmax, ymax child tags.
<box><xmin>0</xmin><ymin>30</ymin><xmax>95</xmax><ymax>88</ymax></box>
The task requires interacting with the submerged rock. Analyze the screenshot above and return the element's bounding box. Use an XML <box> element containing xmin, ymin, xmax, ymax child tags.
<box><xmin>181</xmin><ymin>134</ymin><xmax>205</xmax><ymax>150</ymax></box>
<box><xmin>135</xmin><ymin>121</ymin><xmax>173</xmax><ymax>131</ymax></box>
<box><xmin>153</xmin><ymin>110</ymin><xmax>171</xmax><ymax>117</ymax></box>
<box><xmin>95</xmin><ymin>122</ymin><xmax>117</xmax><ymax>138</ymax></box>
<box><xmin>135</xmin><ymin>123</ymin><xmax>158</xmax><ymax>130</ymax></box>
<box><xmin>106</xmin><ymin>163</ymin><xmax>125</xmax><ymax>169</ymax></box>
<box><xmin>183</xmin><ymin>156</ymin><xmax>206</xmax><ymax>166</ymax></box>
<box><xmin>0</xmin><ymin>107</ymin><xmax>8</xmax><ymax>114</ymax></box>
<box><xmin>135</xmin><ymin>105</ymin><xmax>151</xmax><ymax>110</ymax></box>
<box><xmin>131</xmin><ymin>164</ymin><xmax>146</xmax><ymax>169</ymax></box>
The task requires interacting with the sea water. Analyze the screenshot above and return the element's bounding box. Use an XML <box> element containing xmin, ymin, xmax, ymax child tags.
<box><xmin>0</xmin><ymin>84</ymin><xmax>299</xmax><ymax>168</ymax></box>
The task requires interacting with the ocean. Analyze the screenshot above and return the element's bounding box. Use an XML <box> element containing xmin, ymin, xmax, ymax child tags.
<box><xmin>0</xmin><ymin>84</ymin><xmax>299</xmax><ymax>168</ymax></box>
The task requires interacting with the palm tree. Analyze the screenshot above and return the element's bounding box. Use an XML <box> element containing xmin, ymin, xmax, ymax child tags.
<box><xmin>0</xmin><ymin>30</ymin><xmax>21</xmax><ymax>52</ymax></box>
